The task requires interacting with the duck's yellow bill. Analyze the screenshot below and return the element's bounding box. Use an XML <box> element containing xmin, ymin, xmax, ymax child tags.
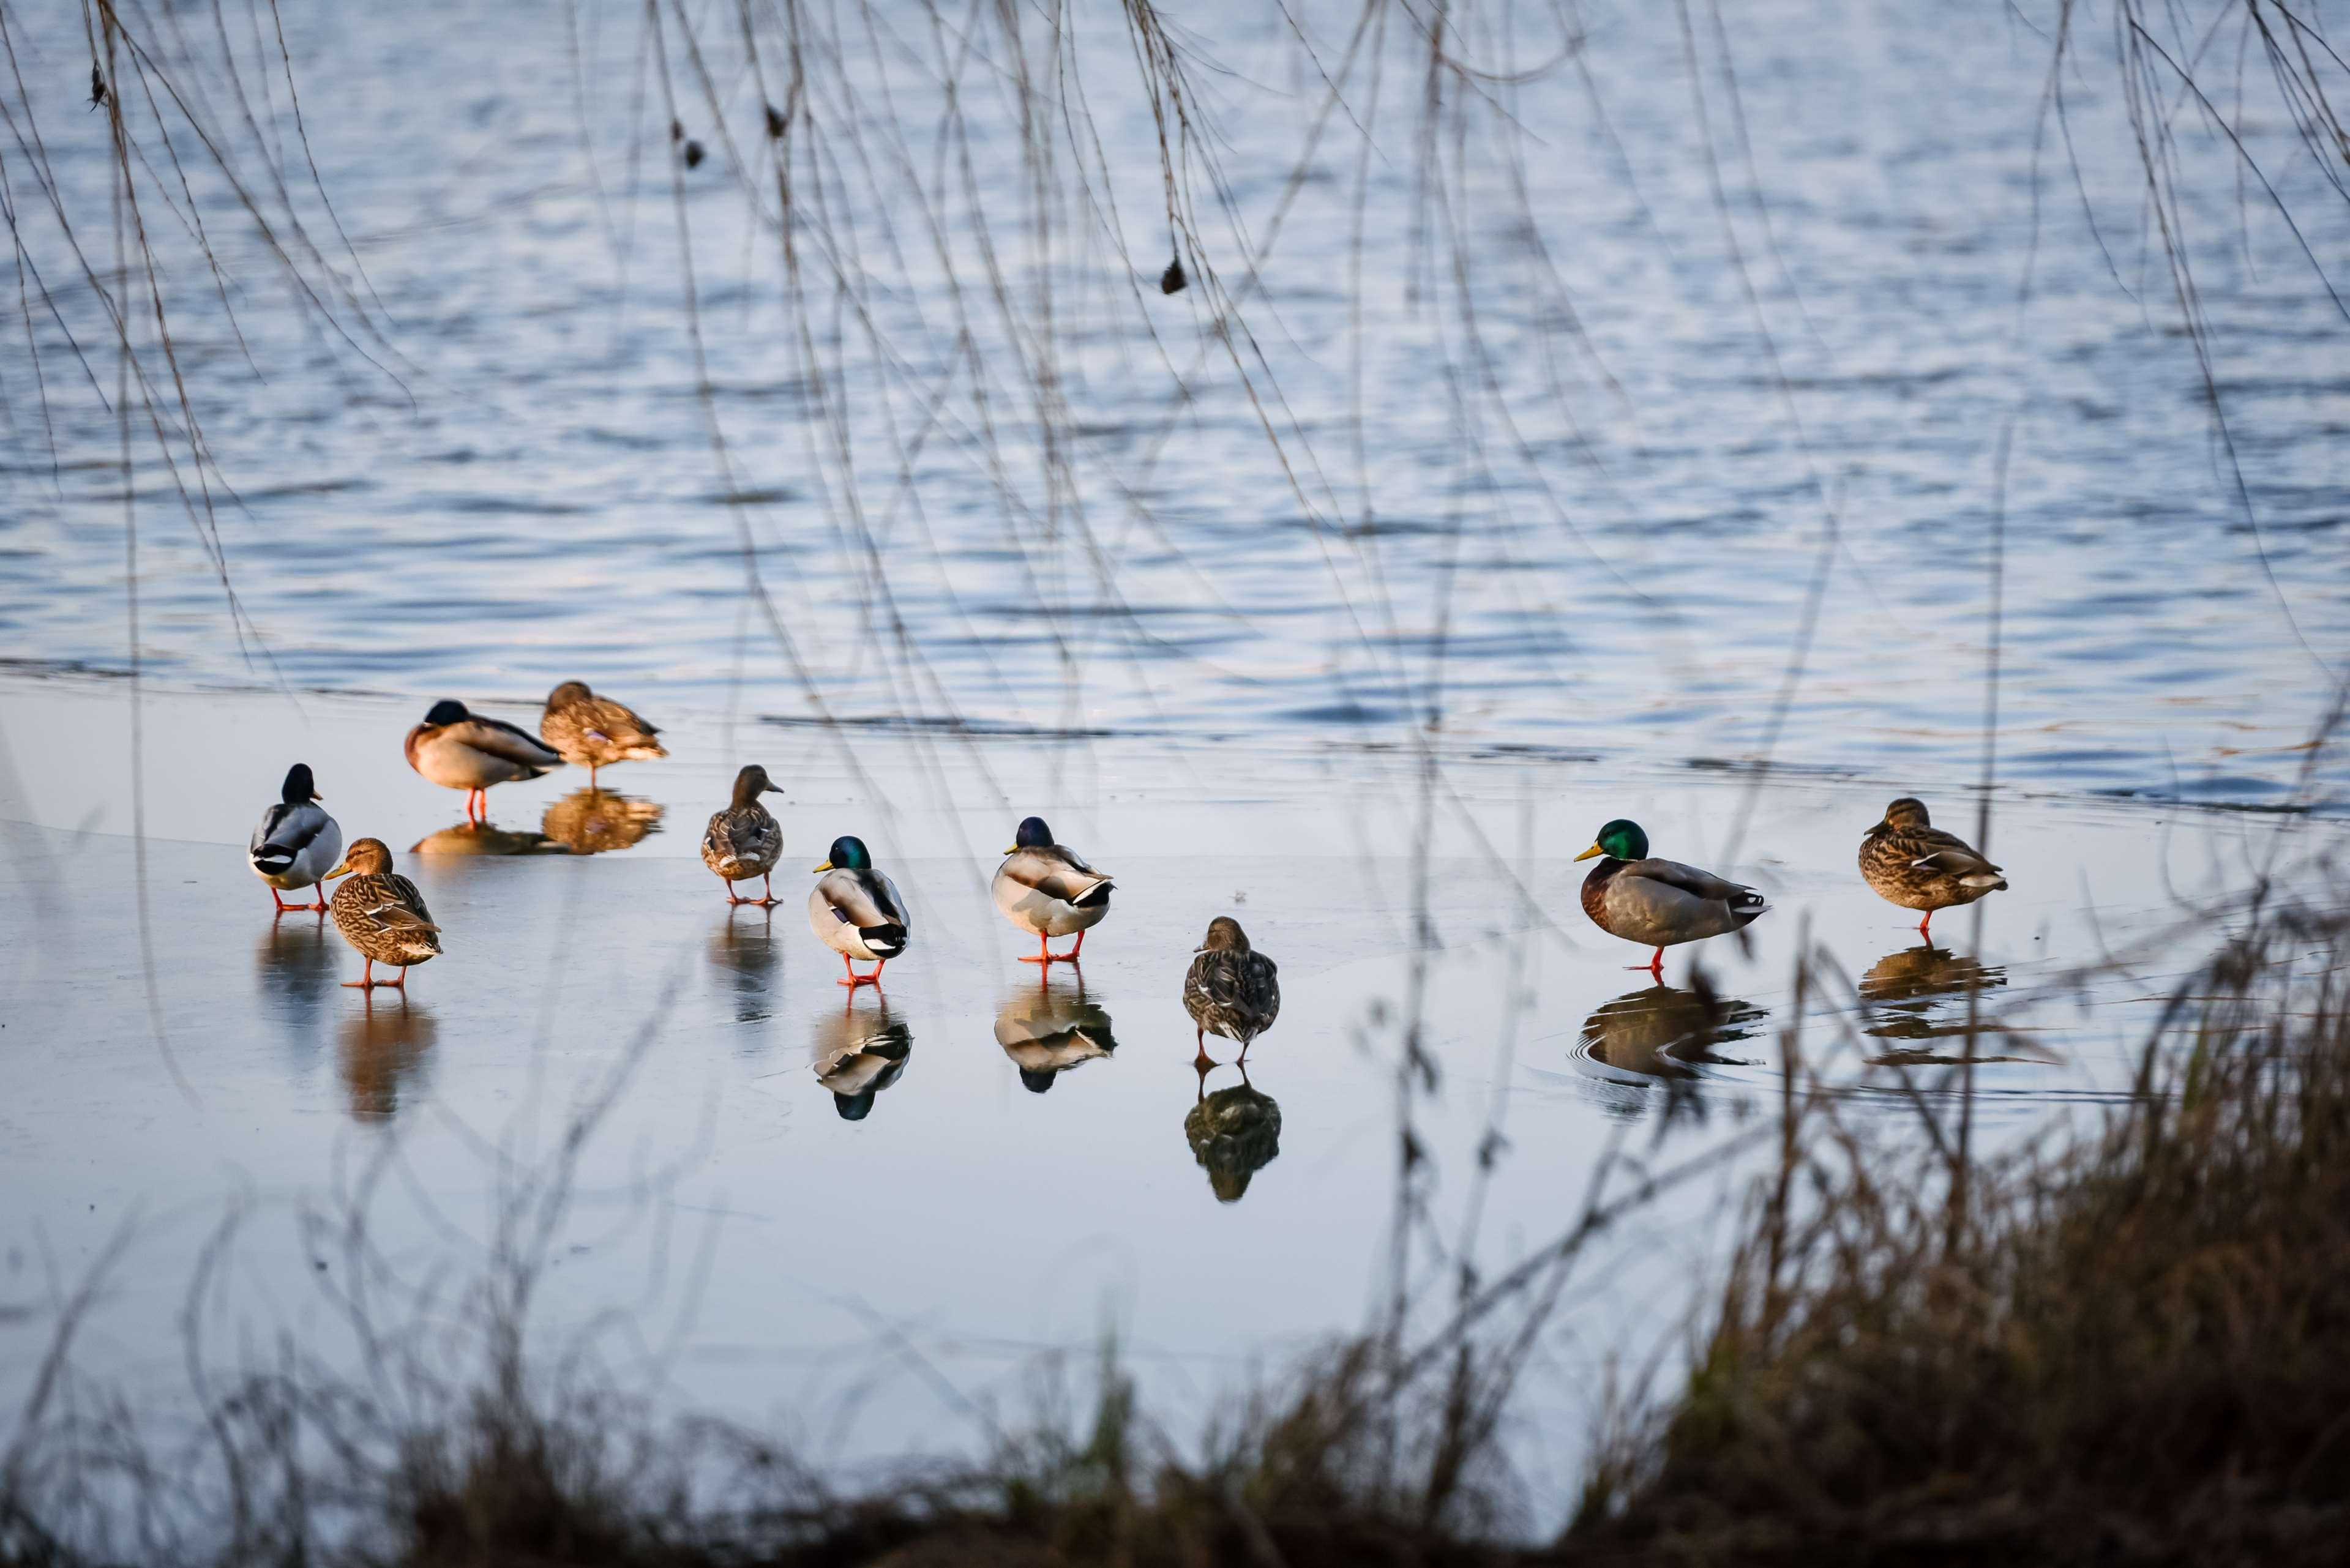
<box><xmin>812</xmin><ymin>859</ymin><xmax>833</xmax><ymax>873</ymax></box>
<box><xmin>325</xmin><ymin>856</ymin><xmax>353</xmax><ymax>878</ymax></box>
<box><xmin>1573</xmin><ymin>843</ymin><xmax>1604</xmax><ymax>862</ymax></box>
<box><xmin>1001</xmin><ymin>844</ymin><xmax>1019</xmax><ymax>855</ymax></box>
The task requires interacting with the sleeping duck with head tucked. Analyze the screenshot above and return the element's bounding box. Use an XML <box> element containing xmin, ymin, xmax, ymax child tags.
<box><xmin>405</xmin><ymin>699</ymin><xmax>562</xmax><ymax>823</ymax></box>
<box><xmin>1574</xmin><ymin>818</ymin><xmax>1770</xmax><ymax>976</ymax></box>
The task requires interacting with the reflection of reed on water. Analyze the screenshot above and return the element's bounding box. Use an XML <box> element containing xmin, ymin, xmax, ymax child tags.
<box><xmin>338</xmin><ymin>1001</ymin><xmax>436</xmax><ymax>1122</ymax></box>
<box><xmin>994</xmin><ymin>980</ymin><xmax>1118</xmax><ymax>1093</ymax></box>
<box><xmin>541</xmin><ymin>788</ymin><xmax>664</xmax><ymax>855</ymax></box>
<box><xmin>810</xmin><ymin>998</ymin><xmax>913</xmax><ymax>1121</ymax></box>
<box><xmin>1184</xmin><ymin>1064</ymin><xmax>1281</xmax><ymax>1204</ymax></box>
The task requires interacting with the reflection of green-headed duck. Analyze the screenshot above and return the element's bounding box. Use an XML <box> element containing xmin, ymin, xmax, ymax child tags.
<box><xmin>1183</xmin><ymin>917</ymin><xmax>1281</xmax><ymax>1066</ymax></box>
<box><xmin>994</xmin><ymin>982</ymin><xmax>1118</xmax><ymax>1093</ymax></box>
<box><xmin>810</xmin><ymin>998</ymin><xmax>912</xmax><ymax>1121</ymax></box>
<box><xmin>809</xmin><ymin>835</ymin><xmax>910</xmax><ymax>988</ymax></box>
<box><xmin>1579</xmin><ymin>982</ymin><xmax>1765</xmax><ymax>1080</ymax></box>
<box><xmin>1575</xmin><ymin>819</ymin><xmax>1768</xmax><ymax>976</ymax></box>
<box><xmin>1184</xmin><ymin>1066</ymin><xmax>1282</xmax><ymax>1203</ymax></box>
<box><xmin>1859</xmin><ymin>797</ymin><xmax>2007</xmax><ymax>939</ymax></box>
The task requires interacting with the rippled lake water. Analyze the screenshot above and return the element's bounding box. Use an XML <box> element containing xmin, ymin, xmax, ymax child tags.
<box><xmin>2</xmin><ymin>0</ymin><xmax>2348</xmax><ymax>1536</ymax></box>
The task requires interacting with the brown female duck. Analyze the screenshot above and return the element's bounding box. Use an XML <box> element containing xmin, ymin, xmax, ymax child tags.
<box><xmin>1858</xmin><ymin>796</ymin><xmax>2007</xmax><ymax>938</ymax></box>
<box><xmin>326</xmin><ymin>838</ymin><xmax>441</xmax><ymax>991</ymax></box>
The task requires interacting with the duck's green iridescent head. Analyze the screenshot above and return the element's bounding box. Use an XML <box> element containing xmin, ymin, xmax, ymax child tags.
<box><xmin>1574</xmin><ymin>818</ymin><xmax>1648</xmax><ymax>863</ymax></box>
<box><xmin>815</xmin><ymin>834</ymin><xmax>873</xmax><ymax>873</ymax></box>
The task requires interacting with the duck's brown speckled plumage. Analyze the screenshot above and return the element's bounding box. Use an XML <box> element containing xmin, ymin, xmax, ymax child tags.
<box><xmin>1859</xmin><ymin>797</ymin><xmax>2007</xmax><ymax>923</ymax></box>
<box><xmin>1184</xmin><ymin>1074</ymin><xmax>1282</xmax><ymax>1203</ymax></box>
<box><xmin>1183</xmin><ymin>917</ymin><xmax>1281</xmax><ymax>1058</ymax></box>
<box><xmin>702</xmin><ymin>764</ymin><xmax>784</xmax><ymax>901</ymax></box>
<box><xmin>539</xmin><ymin>682</ymin><xmax>667</xmax><ymax>782</ymax></box>
<box><xmin>327</xmin><ymin>839</ymin><xmax>441</xmax><ymax>982</ymax></box>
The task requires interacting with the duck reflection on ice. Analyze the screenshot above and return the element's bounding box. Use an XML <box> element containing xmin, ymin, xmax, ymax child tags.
<box><xmin>1185</xmin><ymin>1061</ymin><xmax>1281</xmax><ymax>1203</ymax></box>
<box><xmin>994</xmin><ymin>977</ymin><xmax>1118</xmax><ymax>1093</ymax></box>
<box><xmin>1568</xmin><ymin>980</ymin><xmax>1764</xmax><ymax>1124</ymax></box>
<box><xmin>255</xmin><ymin>914</ymin><xmax>339</xmax><ymax>1063</ymax></box>
<box><xmin>338</xmin><ymin>999</ymin><xmax>436</xmax><ymax>1122</ymax></box>
<box><xmin>709</xmin><ymin>906</ymin><xmax>780</xmax><ymax>1025</ymax></box>
<box><xmin>1859</xmin><ymin>945</ymin><xmax>2049</xmax><ymax>1066</ymax></box>
<box><xmin>410</xmin><ymin>821</ymin><xmax>562</xmax><ymax>857</ymax></box>
<box><xmin>810</xmin><ymin>995</ymin><xmax>912</xmax><ymax>1121</ymax></box>
<box><xmin>541</xmin><ymin>787</ymin><xmax>664</xmax><ymax>855</ymax></box>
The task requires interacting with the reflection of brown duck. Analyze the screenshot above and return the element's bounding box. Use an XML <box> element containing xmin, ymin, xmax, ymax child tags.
<box><xmin>994</xmin><ymin>979</ymin><xmax>1118</xmax><ymax>1093</ymax></box>
<box><xmin>809</xmin><ymin>996</ymin><xmax>913</xmax><ymax>1121</ymax></box>
<box><xmin>1577</xmin><ymin>982</ymin><xmax>1765</xmax><ymax>1081</ymax></box>
<box><xmin>541</xmin><ymin>788</ymin><xmax>664</xmax><ymax>854</ymax></box>
<box><xmin>709</xmin><ymin>907</ymin><xmax>780</xmax><ymax>1024</ymax></box>
<box><xmin>338</xmin><ymin>999</ymin><xmax>436</xmax><ymax>1121</ymax></box>
<box><xmin>410</xmin><ymin>821</ymin><xmax>561</xmax><ymax>857</ymax></box>
<box><xmin>1184</xmin><ymin>1062</ymin><xmax>1281</xmax><ymax>1203</ymax></box>
<box><xmin>1859</xmin><ymin>946</ymin><xmax>2048</xmax><ymax>1064</ymax></box>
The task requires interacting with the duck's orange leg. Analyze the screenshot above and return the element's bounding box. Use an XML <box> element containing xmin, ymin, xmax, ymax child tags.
<box><xmin>1918</xmin><ymin>911</ymin><xmax>1934</xmax><ymax>939</ymax></box>
<box><xmin>343</xmin><ymin>958</ymin><xmax>375</xmax><ymax>990</ymax></box>
<box><xmin>1019</xmin><ymin>932</ymin><xmax>1052</xmax><ymax>965</ymax></box>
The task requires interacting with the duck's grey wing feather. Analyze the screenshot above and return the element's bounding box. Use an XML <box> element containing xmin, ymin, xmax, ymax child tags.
<box><xmin>998</xmin><ymin>847</ymin><xmax>1111</xmax><ymax>903</ymax></box>
<box><xmin>258</xmin><ymin>801</ymin><xmax>333</xmax><ymax>856</ymax></box>
<box><xmin>1620</xmin><ymin>857</ymin><xmax>1759</xmax><ymax>904</ymax></box>
<box><xmin>455</xmin><ymin>716</ymin><xmax>562</xmax><ymax>769</ymax></box>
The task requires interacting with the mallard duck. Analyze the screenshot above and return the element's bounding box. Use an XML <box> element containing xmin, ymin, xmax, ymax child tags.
<box><xmin>994</xmin><ymin>981</ymin><xmax>1119</xmax><ymax>1092</ymax></box>
<box><xmin>1859</xmin><ymin>797</ymin><xmax>2008</xmax><ymax>938</ymax></box>
<box><xmin>1574</xmin><ymin>818</ymin><xmax>1769</xmax><ymax>974</ymax></box>
<box><xmin>325</xmin><ymin>838</ymin><xmax>441</xmax><ymax>991</ymax></box>
<box><xmin>702</xmin><ymin>764</ymin><xmax>784</xmax><ymax>905</ymax></box>
<box><xmin>808</xmin><ymin>835</ymin><xmax>910</xmax><ymax>987</ymax></box>
<box><xmin>538</xmin><ymin>681</ymin><xmax>667</xmax><ymax>786</ymax></box>
<box><xmin>1184</xmin><ymin>1064</ymin><xmax>1281</xmax><ymax>1203</ymax></box>
<box><xmin>1183</xmin><ymin>916</ymin><xmax>1280</xmax><ymax>1065</ymax></box>
<box><xmin>248</xmin><ymin>763</ymin><xmax>342</xmax><ymax>913</ymax></box>
<box><xmin>405</xmin><ymin>700</ymin><xmax>562</xmax><ymax>823</ymax></box>
<box><xmin>992</xmin><ymin>815</ymin><xmax>1113</xmax><ymax>964</ymax></box>
<box><xmin>542</xmin><ymin>787</ymin><xmax>665</xmax><ymax>855</ymax></box>
<box><xmin>810</xmin><ymin>998</ymin><xmax>913</xmax><ymax>1120</ymax></box>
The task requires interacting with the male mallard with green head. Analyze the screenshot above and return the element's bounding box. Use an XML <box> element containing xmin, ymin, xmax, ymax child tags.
<box><xmin>1858</xmin><ymin>796</ymin><xmax>2007</xmax><ymax>938</ymax></box>
<box><xmin>702</xmin><ymin>764</ymin><xmax>785</xmax><ymax>905</ymax></box>
<box><xmin>992</xmin><ymin>815</ymin><xmax>1113</xmax><ymax>965</ymax></box>
<box><xmin>1183</xmin><ymin>916</ymin><xmax>1280</xmax><ymax>1066</ymax></box>
<box><xmin>249</xmin><ymin>763</ymin><xmax>342</xmax><ymax>913</ymax></box>
<box><xmin>405</xmin><ymin>699</ymin><xmax>563</xmax><ymax>823</ymax></box>
<box><xmin>1574</xmin><ymin>818</ymin><xmax>1769</xmax><ymax>976</ymax></box>
<box><xmin>809</xmin><ymin>835</ymin><xmax>910</xmax><ymax>987</ymax></box>
<box><xmin>325</xmin><ymin>838</ymin><xmax>441</xmax><ymax>991</ymax></box>
<box><xmin>539</xmin><ymin>681</ymin><xmax>667</xmax><ymax>787</ymax></box>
